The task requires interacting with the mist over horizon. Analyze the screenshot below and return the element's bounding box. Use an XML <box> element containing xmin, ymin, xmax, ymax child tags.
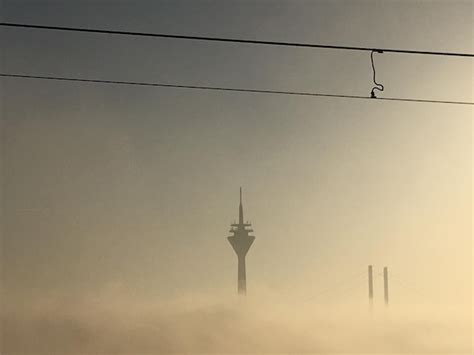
<box><xmin>2</xmin><ymin>287</ymin><xmax>472</xmax><ymax>353</ymax></box>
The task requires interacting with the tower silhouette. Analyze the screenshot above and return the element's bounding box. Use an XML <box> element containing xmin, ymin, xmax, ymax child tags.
<box><xmin>228</xmin><ymin>188</ymin><xmax>255</xmax><ymax>295</ymax></box>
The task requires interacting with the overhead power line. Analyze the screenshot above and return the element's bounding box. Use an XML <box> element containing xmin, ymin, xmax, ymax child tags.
<box><xmin>2</xmin><ymin>73</ymin><xmax>472</xmax><ymax>106</ymax></box>
<box><xmin>1</xmin><ymin>22</ymin><xmax>473</xmax><ymax>58</ymax></box>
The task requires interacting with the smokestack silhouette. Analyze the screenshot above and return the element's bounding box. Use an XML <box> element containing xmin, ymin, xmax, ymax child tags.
<box><xmin>383</xmin><ymin>266</ymin><xmax>389</xmax><ymax>306</ymax></box>
<box><xmin>227</xmin><ymin>188</ymin><xmax>255</xmax><ymax>295</ymax></box>
<box><xmin>368</xmin><ymin>265</ymin><xmax>374</xmax><ymax>309</ymax></box>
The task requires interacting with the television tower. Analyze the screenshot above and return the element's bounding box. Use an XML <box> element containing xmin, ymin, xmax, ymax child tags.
<box><xmin>228</xmin><ymin>188</ymin><xmax>255</xmax><ymax>295</ymax></box>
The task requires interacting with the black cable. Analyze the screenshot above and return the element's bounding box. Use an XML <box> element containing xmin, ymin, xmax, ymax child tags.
<box><xmin>1</xmin><ymin>22</ymin><xmax>473</xmax><ymax>58</ymax></box>
<box><xmin>2</xmin><ymin>73</ymin><xmax>472</xmax><ymax>106</ymax></box>
<box><xmin>370</xmin><ymin>50</ymin><xmax>384</xmax><ymax>98</ymax></box>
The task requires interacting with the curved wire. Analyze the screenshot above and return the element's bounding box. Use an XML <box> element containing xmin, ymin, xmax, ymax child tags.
<box><xmin>370</xmin><ymin>50</ymin><xmax>384</xmax><ymax>98</ymax></box>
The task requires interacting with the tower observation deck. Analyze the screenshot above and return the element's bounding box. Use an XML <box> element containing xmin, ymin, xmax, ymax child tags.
<box><xmin>227</xmin><ymin>188</ymin><xmax>255</xmax><ymax>295</ymax></box>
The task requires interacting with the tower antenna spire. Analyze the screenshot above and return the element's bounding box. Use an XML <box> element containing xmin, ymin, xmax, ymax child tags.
<box><xmin>239</xmin><ymin>187</ymin><xmax>244</xmax><ymax>225</ymax></box>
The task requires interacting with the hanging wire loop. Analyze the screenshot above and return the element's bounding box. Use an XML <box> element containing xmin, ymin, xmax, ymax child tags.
<box><xmin>370</xmin><ymin>50</ymin><xmax>384</xmax><ymax>98</ymax></box>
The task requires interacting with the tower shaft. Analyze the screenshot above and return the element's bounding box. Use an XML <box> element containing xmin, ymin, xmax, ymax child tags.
<box><xmin>237</xmin><ymin>255</ymin><xmax>247</xmax><ymax>294</ymax></box>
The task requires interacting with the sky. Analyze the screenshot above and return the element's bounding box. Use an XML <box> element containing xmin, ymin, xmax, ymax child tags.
<box><xmin>0</xmin><ymin>0</ymin><xmax>473</xmax><ymax>353</ymax></box>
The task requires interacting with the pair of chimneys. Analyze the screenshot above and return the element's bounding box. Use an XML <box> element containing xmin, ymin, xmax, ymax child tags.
<box><xmin>368</xmin><ymin>265</ymin><xmax>389</xmax><ymax>307</ymax></box>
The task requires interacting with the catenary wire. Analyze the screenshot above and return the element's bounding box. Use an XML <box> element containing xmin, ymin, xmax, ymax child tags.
<box><xmin>1</xmin><ymin>22</ymin><xmax>474</xmax><ymax>58</ymax></box>
<box><xmin>1</xmin><ymin>73</ymin><xmax>473</xmax><ymax>106</ymax></box>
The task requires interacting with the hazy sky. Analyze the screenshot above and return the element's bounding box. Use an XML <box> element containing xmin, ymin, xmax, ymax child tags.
<box><xmin>1</xmin><ymin>0</ymin><xmax>472</xmax><ymax>312</ymax></box>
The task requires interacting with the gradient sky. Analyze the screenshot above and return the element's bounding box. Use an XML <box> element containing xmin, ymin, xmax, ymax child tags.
<box><xmin>1</xmin><ymin>0</ymin><xmax>472</xmax><ymax>311</ymax></box>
